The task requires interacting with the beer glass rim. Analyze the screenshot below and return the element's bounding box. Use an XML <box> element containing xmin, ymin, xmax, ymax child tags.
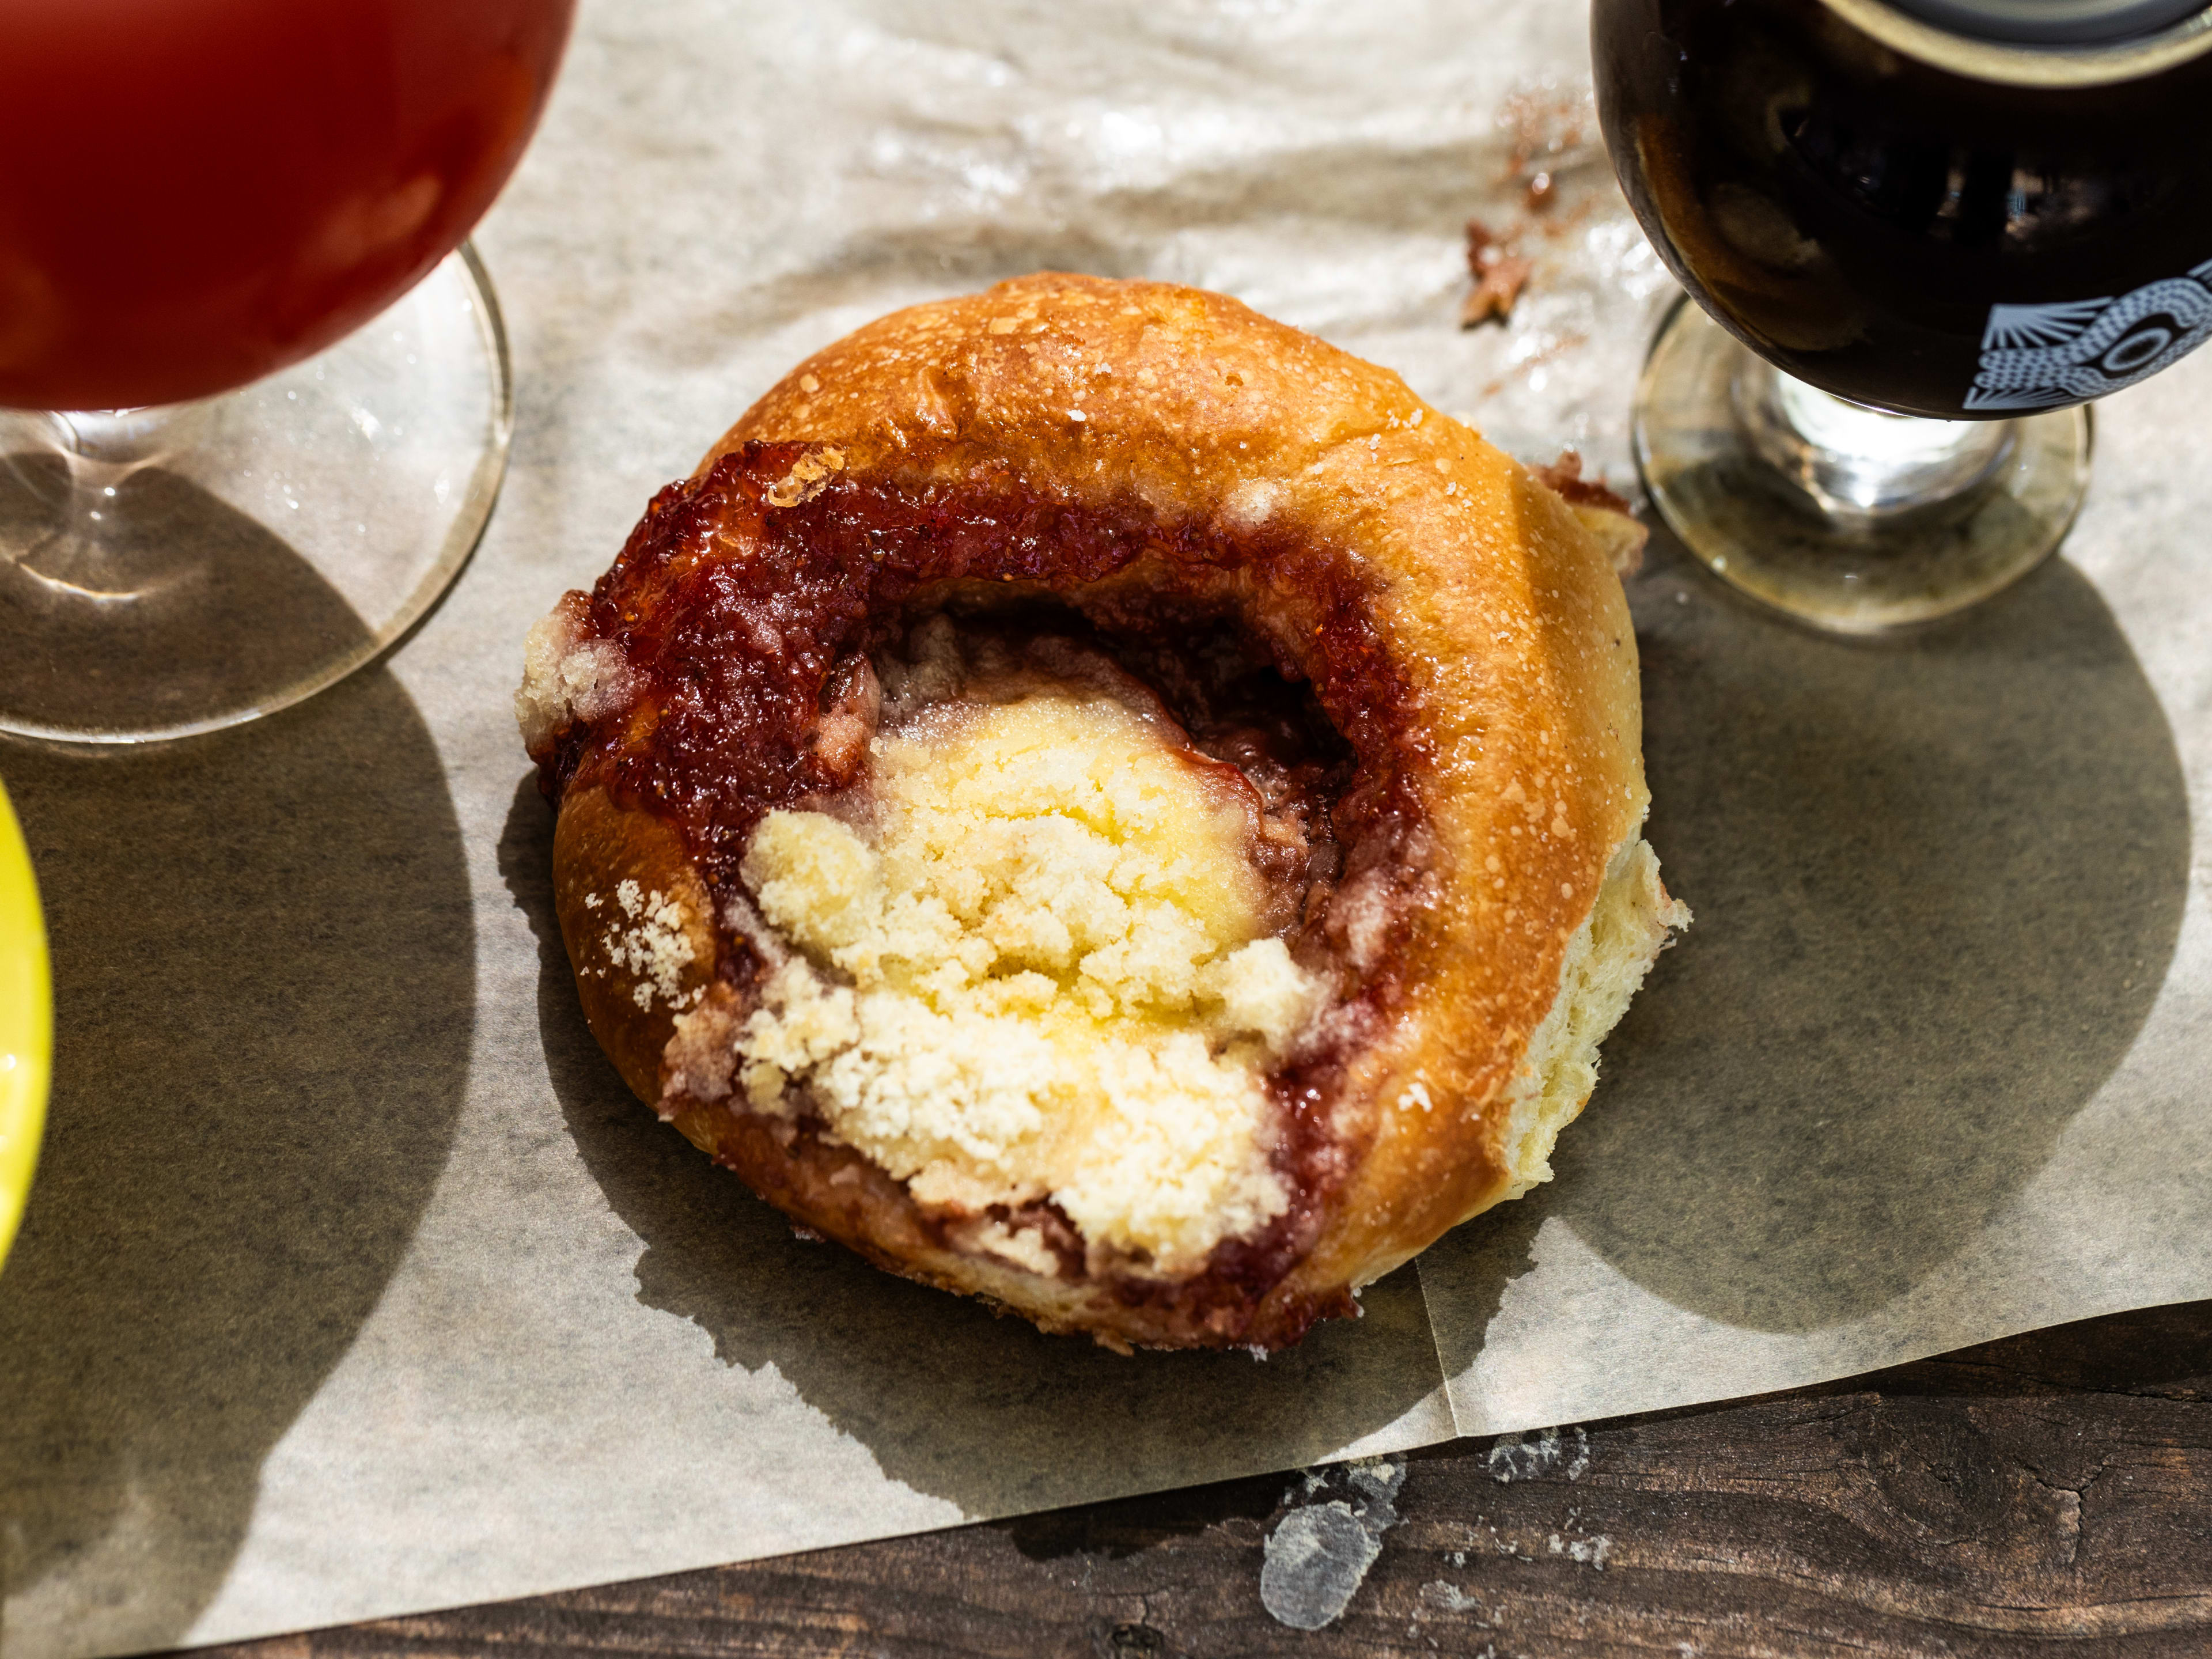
<box><xmin>1823</xmin><ymin>0</ymin><xmax>2212</xmax><ymax>83</ymax></box>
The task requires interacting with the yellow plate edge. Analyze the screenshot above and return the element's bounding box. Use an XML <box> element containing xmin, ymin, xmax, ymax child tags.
<box><xmin>0</xmin><ymin>778</ymin><xmax>51</xmax><ymax>1273</ymax></box>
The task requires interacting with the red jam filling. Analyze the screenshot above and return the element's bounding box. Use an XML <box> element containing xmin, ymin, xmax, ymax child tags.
<box><xmin>539</xmin><ymin>442</ymin><xmax>1436</xmax><ymax>1340</ymax></box>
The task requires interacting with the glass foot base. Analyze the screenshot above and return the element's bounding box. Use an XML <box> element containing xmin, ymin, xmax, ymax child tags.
<box><xmin>1633</xmin><ymin>296</ymin><xmax>2093</xmax><ymax>632</ymax></box>
<box><xmin>0</xmin><ymin>243</ymin><xmax>511</xmax><ymax>746</ymax></box>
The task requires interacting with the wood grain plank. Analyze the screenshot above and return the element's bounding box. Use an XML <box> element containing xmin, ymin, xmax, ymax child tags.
<box><xmin>195</xmin><ymin>1302</ymin><xmax>2212</xmax><ymax>1659</ymax></box>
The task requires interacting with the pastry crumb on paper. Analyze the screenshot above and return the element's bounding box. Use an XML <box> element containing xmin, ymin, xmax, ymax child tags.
<box><xmin>1461</xmin><ymin>218</ymin><xmax>1534</xmax><ymax>328</ymax></box>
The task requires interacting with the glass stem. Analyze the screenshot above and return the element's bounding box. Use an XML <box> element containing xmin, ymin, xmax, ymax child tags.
<box><xmin>0</xmin><ymin>404</ymin><xmax>207</xmax><ymax>596</ymax></box>
<box><xmin>1731</xmin><ymin>358</ymin><xmax>2016</xmax><ymax>521</ymax></box>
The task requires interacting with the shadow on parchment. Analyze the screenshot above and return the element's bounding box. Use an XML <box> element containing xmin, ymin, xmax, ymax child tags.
<box><xmin>1423</xmin><ymin>532</ymin><xmax>2191</xmax><ymax>1371</ymax></box>
<box><xmin>0</xmin><ymin>457</ymin><xmax>388</xmax><ymax>732</ymax></box>
<box><xmin>498</xmin><ymin>781</ymin><xmax>1442</xmax><ymax>1521</ymax></box>
<box><xmin>0</xmin><ymin>483</ymin><xmax>471</xmax><ymax>1657</ymax></box>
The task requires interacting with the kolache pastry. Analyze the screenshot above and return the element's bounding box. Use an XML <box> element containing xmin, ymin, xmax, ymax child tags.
<box><xmin>518</xmin><ymin>273</ymin><xmax>1687</xmax><ymax>1353</ymax></box>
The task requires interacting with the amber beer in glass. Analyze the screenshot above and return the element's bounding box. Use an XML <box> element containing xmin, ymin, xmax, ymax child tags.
<box><xmin>0</xmin><ymin>0</ymin><xmax>575</xmax><ymax>741</ymax></box>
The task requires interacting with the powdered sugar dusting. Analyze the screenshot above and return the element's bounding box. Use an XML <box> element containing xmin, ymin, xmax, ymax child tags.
<box><xmin>604</xmin><ymin>880</ymin><xmax>698</xmax><ymax>1012</ymax></box>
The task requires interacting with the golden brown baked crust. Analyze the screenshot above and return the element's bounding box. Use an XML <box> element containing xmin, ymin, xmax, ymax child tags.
<box><xmin>526</xmin><ymin>272</ymin><xmax>1681</xmax><ymax>1350</ymax></box>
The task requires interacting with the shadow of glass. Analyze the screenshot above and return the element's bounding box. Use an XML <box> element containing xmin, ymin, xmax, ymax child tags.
<box><xmin>1427</xmin><ymin>533</ymin><xmax>2189</xmax><ymax>1359</ymax></box>
<box><xmin>0</xmin><ymin>660</ymin><xmax>472</xmax><ymax>1647</ymax></box>
<box><xmin>498</xmin><ymin>779</ymin><xmax>1441</xmax><ymax>1518</ymax></box>
<box><xmin>0</xmin><ymin>456</ymin><xmax>377</xmax><ymax>734</ymax></box>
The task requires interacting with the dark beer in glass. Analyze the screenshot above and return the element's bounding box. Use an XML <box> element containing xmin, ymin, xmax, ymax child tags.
<box><xmin>1593</xmin><ymin>0</ymin><xmax>2212</xmax><ymax>627</ymax></box>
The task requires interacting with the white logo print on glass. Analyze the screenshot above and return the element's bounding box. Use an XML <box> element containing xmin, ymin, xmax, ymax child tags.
<box><xmin>1967</xmin><ymin>259</ymin><xmax>2212</xmax><ymax>411</ymax></box>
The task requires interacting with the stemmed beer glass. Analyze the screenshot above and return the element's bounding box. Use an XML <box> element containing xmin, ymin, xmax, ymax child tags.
<box><xmin>0</xmin><ymin>0</ymin><xmax>575</xmax><ymax>743</ymax></box>
<box><xmin>1593</xmin><ymin>0</ymin><xmax>2212</xmax><ymax>630</ymax></box>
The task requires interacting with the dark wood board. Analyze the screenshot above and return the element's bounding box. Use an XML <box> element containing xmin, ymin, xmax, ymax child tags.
<box><xmin>199</xmin><ymin>1301</ymin><xmax>2212</xmax><ymax>1659</ymax></box>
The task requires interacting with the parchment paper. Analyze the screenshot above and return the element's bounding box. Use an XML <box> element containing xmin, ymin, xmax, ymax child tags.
<box><xmin>2</xmin><ymin>1</ymin><xmax>2208</xmax><ymax>1654</ymax></box>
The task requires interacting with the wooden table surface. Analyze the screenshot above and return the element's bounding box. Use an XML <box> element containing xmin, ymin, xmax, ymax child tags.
<box><xmin>202</xmin><ymin>1298</ymin><xmax>2212</xmax><ymax>1659</ymax></box>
